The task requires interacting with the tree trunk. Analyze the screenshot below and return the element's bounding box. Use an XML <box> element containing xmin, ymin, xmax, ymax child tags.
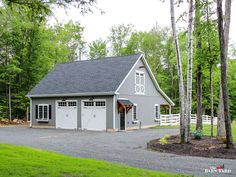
<box><xmin>196</xmin><ymin>65</ymin><xmax>202</xmax><ymax>130</ymax></box>
<box><xmin>195</xmin><ymin>0</ymin><xmax>202</xmax><ymax>131</ymax></box>
<box><xmin>217</xmin><ymin>79</ymin><xmax>225</xmax><ymax>137</ymax></box>
<box><xmin>8</xmin><ymin>83</ymin><xmax>12</xmax><ymax>121</ymax></box>
<box><xmin>216</xmin><ymin>0</ymin><xmax>234</xmax><ymax>148</ymax></box>
<box><xmin>210</xmin><ymin>64</ymin><xmax>214</xmax><ymax>137</ymax></box>
<box><xmin>185</xmin><ymin>0</ymin><xmax>194</xmax><ymax>142</ymax></box>
<box><xmin>170</xmin><ymin>0</ymin><xmax>185</xmax><ymax>143</ymax></box>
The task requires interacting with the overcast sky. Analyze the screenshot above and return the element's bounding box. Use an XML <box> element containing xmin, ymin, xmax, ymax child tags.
<box><xmin>51</xmin><ymin>0</ymin><xmax>236</xmax><ymax>46</ymax></box>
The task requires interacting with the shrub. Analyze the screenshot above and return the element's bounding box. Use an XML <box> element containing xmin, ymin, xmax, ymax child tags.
<box><xmin>193</xmin><ymin>129</ymin><xmax>203</xmax><ymax>140</ymax></box>
<box><xmin>159</xmin><ymin>135</ymin><xmax>170</xmax><ymax>145</ymax></box>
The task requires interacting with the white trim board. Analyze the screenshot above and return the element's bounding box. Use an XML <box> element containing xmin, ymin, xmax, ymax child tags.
<box><xmin>27</xmin><ymin>91</ymin><xmax>115</xmax><ymax>98</ymax></box>
<box><xmin>115</xmin><ymin>54</ymin><xmax>143</xmax><ymax>94</ymax></box>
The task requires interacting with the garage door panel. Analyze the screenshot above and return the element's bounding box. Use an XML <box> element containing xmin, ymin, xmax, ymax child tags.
<box><xmin>56</xmin><ymin>101</ymin><xmax>77</xmax><ymax>129</ymax></box>
<box><xmin>81</xmin><ymin>100</ymin><xmax>106</xmax><ymax>131</ymax></box>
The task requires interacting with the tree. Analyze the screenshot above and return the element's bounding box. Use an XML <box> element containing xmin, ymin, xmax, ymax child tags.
<box><xmin>185</xmin><ymin>0</ymin><xmax>194</xmax><ymax>142</ymax></box>
<box><xmin>109</xmin><ymin>24</ymin><xmax>134</xmax><ymax>56</ymax></box>
<box><xmin>0</xmin><ymin>2</ymin><xmax>85</xmax><ymax>119</ymax></box>
<box><xmin>4</xmin><ymin>0</ymin><xmax>97</xmax><ymax>14</ymax></box>
<box><xmin>170</xmin><ymin>0</ymin><xmax>186</xmax><ymax>143</ymax></box>
<box><xmin>216</xmin><ymin>0</ymin><xmax>234</xmax><ymax>148</ymax></box>
<box><xmin>89</xmin><ymin>39</ymin><xmax>107</xmax><ymax>59</ymax></box>
<box><xmin>194</xmin><ymin>0</ymin><xmax>203</xmax><ymax>131</ymax></box>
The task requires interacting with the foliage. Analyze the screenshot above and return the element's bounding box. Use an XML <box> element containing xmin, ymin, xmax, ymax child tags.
<box><xmin>108</xmin><ymin>24</ymin><xmax>134</xmax><ymax>56</ymax></box>
<box><xmin>4</xmin><ymin>0</ymin><xmax>98</xmax><ymax>14</ymax></box>
<box><xmin>159</xmin><ymin>135</ymin><xmax>170</xmax><ymax>145</ymax></box>
<box><xmin>0</xmin><ymin>2</ymin><xmax>84</xmax><ymax>119</ymax></box>
<box><xmin>89</xmin><ymin>39</ymin><xmax>107</xmax><ymax>59</ymax></box>
<box><xmin>193</xmin><ymin>128</ymin><xmax>203</xmax><ymax>140</ymax></box>
<box><xmin>0</xmin><ymin>144</ymin><xmax>186</xmax><ymax>177</ymax></box>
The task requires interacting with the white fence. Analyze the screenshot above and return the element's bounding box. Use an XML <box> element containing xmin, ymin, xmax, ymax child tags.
<box><xmin>159</xmin><ymin>114</ymin><xmax>217</xmax><ymax>126</ymax></box>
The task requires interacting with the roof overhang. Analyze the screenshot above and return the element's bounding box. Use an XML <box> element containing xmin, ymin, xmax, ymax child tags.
<box><xmin>27</xmin><ymin>91</ymin><xmax>115</xmax><ymax>98</ymax></box>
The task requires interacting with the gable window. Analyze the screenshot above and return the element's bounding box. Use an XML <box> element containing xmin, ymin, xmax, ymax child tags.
<box><xmin>154</xmin><ymin>104</ymin><xmax>160</xmax><ymax>120</ymax></box>
<box><xmin>36</xmin><ymin>104</ymin><xmax>50</xmax><ymax>121</ymax></box>
<box><xmin>135</xmin><ymin>71</ymin><xmax>145</xmax><ymax>94</ymax></box>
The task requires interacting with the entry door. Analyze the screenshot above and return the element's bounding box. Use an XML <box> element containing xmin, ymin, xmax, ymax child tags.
<box><xmin>120</xmin><ymin>108</ymin><xmax>125</xmax><ymax>130</ymax></box>
<box><xmin>81</xmin><ymin>100</ymin><xmax>106</xmax><ymax>131</ymax></box>
<box><xmin>56</xmin><ymin>101</ymin><xmax>77</xmax><ymax>129</ymax></box>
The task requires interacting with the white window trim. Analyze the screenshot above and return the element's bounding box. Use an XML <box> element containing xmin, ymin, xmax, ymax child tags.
<box><xmin>132</xmin><ymin>104</ymin><xmax>139</xmax><ymax>124</ymax></box>
<box><xmin>154</xmin><ymin>104</ymin><xmax>160</xmax><ymax>121</ymax></box>
<box><xmin>135</xmin><ymin>70</ymin><xmax>145</xmax><ymax>95</ymax></box>
<box><xmin>37</xmin><ymin>104</ymin><xmax>49</xmax><ymax>122</ymax></box>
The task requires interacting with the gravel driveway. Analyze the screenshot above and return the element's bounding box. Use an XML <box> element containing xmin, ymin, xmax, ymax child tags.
<box><xmin>0</xmin><ymin>126</ymin><xmax>235</xmax><ymax>177</ymax></box>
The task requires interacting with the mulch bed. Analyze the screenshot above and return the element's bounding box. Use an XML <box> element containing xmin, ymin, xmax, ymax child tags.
<box><xmin>147</xmin><ymin>135</ymin><xmax>236</xmax><ymax>159</ymax></box>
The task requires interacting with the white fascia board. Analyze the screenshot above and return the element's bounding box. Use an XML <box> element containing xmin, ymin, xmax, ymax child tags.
<box><xmin>115</xmin><ymin>54</ymin><xmax>143</xmax><ymax>94</ymax></box>
<box><xmin>27</xmin><ymin>91</ymin><xmax>115</xmax><ymax>98</ymax></box>
<box><xmin>141</xmin><ymin>56</ymin><xmax>175</xmax><ymax>106</ymax></box>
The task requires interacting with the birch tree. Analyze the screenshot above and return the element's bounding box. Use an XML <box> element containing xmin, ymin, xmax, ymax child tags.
<box><xmin>216</xmin><ymin>0</ymin><xmax>234</xmax><ymax>148</ymax></box>
<box><xmin>170</xmin><ymin>0</ymin><xmax>185</xmax><ymax>143</ymax></box>
<box><xmin>185</xmin><ymin>0</ymin><xmax>194</xmax><ymax>142</ymax></box>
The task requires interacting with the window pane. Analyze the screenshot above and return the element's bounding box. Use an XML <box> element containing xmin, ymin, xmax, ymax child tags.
<box><xmin>133</xmin><ymin>105</ymin><xmax>137</xmax><ymax>120</ymax></box>
<box><xmin>84</xmin><ymin>101</ymin><xmax>94</xmax><ymax>106</ymax></box>
<box><xmin>135</xmin><ymin>74</ymin><xmax>139</xmax><ymax>84</ymax></box>
<box><xmin>39</xmin><ymin>106</ymin><xmax>43</xmax><ymax>119</ymax></box>
<box><xmin>140</xmin><ymin>75</ymin><xmax>144</xmax><ymax>85</ymax></box>
<box><xmin>96</xmin><ymin>101</ymin><xmax>105</xmax><ymax>106</ymax></box>
<box><xmin>44</xmin><ymin>106</ymin><xmax>48</xmax><ymax>119</ymax></box>
<box><xmin>140</xmin><ymin>86</ymin><xmax>145</xmax><ymax>93</ymax></box>
<box><xmin>58</xmin><ymin>102</ymin><xmax>67</xmax><ymax>107</ymax></box>
<box><xmin>68</xmin><ymin>101</ymin><xmax>77</xmax><ymax>107</ymax></box>
<box><xmin>155</xmin><ymin>105</ymin><xmax>159</xmax><ymax>119</ymax></box>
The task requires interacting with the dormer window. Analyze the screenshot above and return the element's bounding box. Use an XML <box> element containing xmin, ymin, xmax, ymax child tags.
<box><xmin>135</xmin><ymin>71</ymin><xmax>145</xmax><ymax>94</ymax></box>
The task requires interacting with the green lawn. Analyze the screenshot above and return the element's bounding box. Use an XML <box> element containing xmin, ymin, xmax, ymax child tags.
<box><xmin>0</xmin><ymin>144</ymin><xmax>186</xmax><ymax>177</ymax></box>
<box><xmin>153</xmin><ymin>122</ymin><xmax>236</xmax><ymax>142</ymax></box>
<box><xmin>190</xmin><ymin>123</ymin><xmax>236</xmax><ymax>140</ymax></box>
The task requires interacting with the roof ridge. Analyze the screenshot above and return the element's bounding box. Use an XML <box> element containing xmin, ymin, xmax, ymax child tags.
<box><xmin>58</xmin><ymin>53</ymin><xmax>142</xmax><ymax>65</ymax></box>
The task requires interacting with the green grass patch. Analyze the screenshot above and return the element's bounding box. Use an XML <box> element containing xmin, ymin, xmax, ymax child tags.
<box><xmin>151</xmin><ymin>125</ymin><xmax>179</xmax><ymax>129</ymax></box>
<box><xmin>0</xmin><ymin>144</ymin><xmax>186</xmax><ymax>177</ymax></box>
<box><xmin>152</xmin><ymin>122</ymin><xmax>236</xmax><ymax>142</ymax></box>
<box><xmin>190</xmin><ymin>123</ymin><xmax>236</xmax><ymax>142</ymax></box>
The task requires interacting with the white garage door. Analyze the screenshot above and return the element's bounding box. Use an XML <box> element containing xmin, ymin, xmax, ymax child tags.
<box><xmin>81</xmin><ymin>100</ymin><xmax>106</xmax><ymax>131</ymax></box>
<box><xmin>56</xmin><ymin>100</ymin><xmax>77</xmax><ymax>129</ymax></box>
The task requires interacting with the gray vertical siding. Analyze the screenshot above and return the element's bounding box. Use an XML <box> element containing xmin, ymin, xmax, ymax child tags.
<box><xmin>32</xmin><ymin>96</ymin><xmax>114</xmax><ymax>130</ymax></box>
<box><xmin>116</xmin><ymin>58</ymin><xmax>170</xmax><ymax>129</ymax></box>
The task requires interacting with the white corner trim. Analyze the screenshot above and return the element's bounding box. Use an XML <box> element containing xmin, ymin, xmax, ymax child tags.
<box><xmin>113</xmin><ymin>95</ymin><xmax>116</xmax><ymax>129</ymax></box>
<box><xmin>141</xmin><ymin>56</ymin><xmax>175</xmax><ymax>106</ymax></box>
<box><xmin>115</xmin><ymin>54</ymin><xmax>144</xmax><ymax>94</ymax></box>
<box><xmin>29</xmin><ymin>98</ymin><xmax>32</xmax><ymax>128</ymax></box>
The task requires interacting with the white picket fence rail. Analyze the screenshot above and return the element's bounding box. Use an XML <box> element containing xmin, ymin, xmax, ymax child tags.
<box><xmin>159</xmin><ymin>114</ymin><xmax>217</xmax><ymax>126</ymax></box>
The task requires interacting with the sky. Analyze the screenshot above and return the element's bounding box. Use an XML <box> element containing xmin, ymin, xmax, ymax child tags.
<box><xmin>50</xmin><ymin>0</ymin><xmax>236</xmax><ymax>47</ymax></box>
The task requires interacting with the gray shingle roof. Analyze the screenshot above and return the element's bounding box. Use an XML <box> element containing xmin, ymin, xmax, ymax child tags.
<box><xmin>28</xmin><ymin>54</ymin><xmax>142</xmax><ymax>96</ymax></box>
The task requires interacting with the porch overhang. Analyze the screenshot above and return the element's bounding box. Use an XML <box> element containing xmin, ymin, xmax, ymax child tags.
<box><xmin>117</xmin><ymin>99</ymin><xmax>133</xmax><ymax>113</ymax></box>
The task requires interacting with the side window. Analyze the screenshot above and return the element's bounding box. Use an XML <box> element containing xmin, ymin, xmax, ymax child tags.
<box><xmin>133</xmin><ymin>104</ymin><xmax>138</xmax><ymax>121</ymax></box>
<box><xmin>36</xmin><ymin>104</ymin><xmax>50</xmax><ymax>121</ymax></box>
<box><xmin>154</xmin><ymin>104</ymin><xmax>160</xmax><ymax>120</ymax></box>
